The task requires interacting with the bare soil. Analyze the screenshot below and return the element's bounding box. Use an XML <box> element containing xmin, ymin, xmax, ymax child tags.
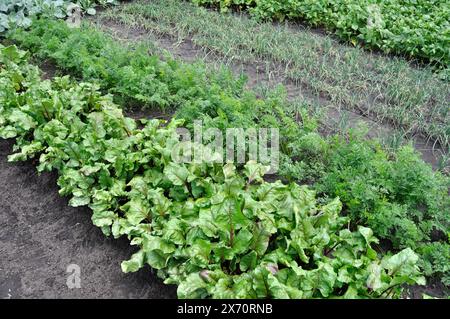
<box><xmin>0</xmin><ymin>138</ymin><xmax>177</xmax><ymax>299</ymax></box>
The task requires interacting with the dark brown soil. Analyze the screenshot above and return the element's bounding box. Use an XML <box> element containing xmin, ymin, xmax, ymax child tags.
<box><xmin>408</xmin><ymin>280</ymin><xmax>449</xmax><ymax>299</ymax></box>
<box><xmin>38</xmin><ymin>59</ymin><xmax>58</xmax><ymax>80</ymax></box>
<box><xmin>0</xmin><ymin>138</ymin><xmax>177</xmax><ymax>299</ymax></box>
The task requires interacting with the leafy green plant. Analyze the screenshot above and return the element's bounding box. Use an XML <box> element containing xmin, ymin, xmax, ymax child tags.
<box><xmin>0</xmin><ymin>0</ymin><xmax>118</xmax><ymax>33</ymax></box>
<box><xmin>192</xmin><ymin>0</ymin><xmax>450</xmax><ymax>69</ymax></box>
<box><xmin>0</xmin><ymin>0</ymin><xmax>64</xmax><ymax>32</ymax></box>
<box><xmin>77</xmin><ymin>0</ymin><xmax>114</xmax><ymax>15</ymax></box>
<box><xmin>314</xmin><ymin>132</ymin><xmax>450</xmax><ymax>282</ymax></box>
<box><xmin>0</xmin><ymin>44</ymin><xmax>426</xmax><ymax>298</ymax></box>
<box><xmin>6</xmin><ymin>19</ymin><xmax>449</xmax><ymax>289</ymax></box>
<box><xmin>103</xmin><ymin>0</ymin><xmax>449</xmax><ymax>151</ymax></box>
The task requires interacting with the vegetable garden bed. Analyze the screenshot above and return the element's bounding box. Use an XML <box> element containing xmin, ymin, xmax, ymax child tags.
<box><xmin>0</xmin><ymin>44</ymin><xmax>430</xmax><ymax>298</ymax></box>
<box><xmin>0</xmin><ymin>0</ymin><xmax>448</xmax><ymax>299</ymax></box>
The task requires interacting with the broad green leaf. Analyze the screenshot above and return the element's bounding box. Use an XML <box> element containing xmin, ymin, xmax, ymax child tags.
<box><xmin>120</xmin><ymin>197</ymin><xmax>150</xmax><ymax>225</ymax></box>
<box><xmin>240</xmin><ymin>250</ymin><xmax>257</xmax><ymax>272</ymax></box>
<box><xmin>121</xmin><ymin>250</ymin><xmax>145</xmax><ymax>273</ymax></box>
<box><xmin>177</xmin><ymin>273</ymin><xmax>209</xmax><ymax>299</ymax></box>
<box><xmin>244</xmin><ymin>160</ymin><xmax>269</xmax><ymax>183</ymax></box>
<box><xmin>233</xmin><ymin>228</ymin><xmax>253</xmax><ymax>254</ymax></box>
<box><xmin>366</xmin><ymin>262</ymin><xmax>383</xmax><ymax>291</ymax></box>
<box><xmin>91</xmin><ymin>210</ymin><xmax>116</xmax><ymax>228</ymax></box>
<box><xmin>69</xmin><ymin>195</ymin><xmax>90</xmax><ymax>207</ymax></box>
<box><xmin>164</xmin><ymin>162</ymin><xmax>191</xmax><ymax>186</ymax></box>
